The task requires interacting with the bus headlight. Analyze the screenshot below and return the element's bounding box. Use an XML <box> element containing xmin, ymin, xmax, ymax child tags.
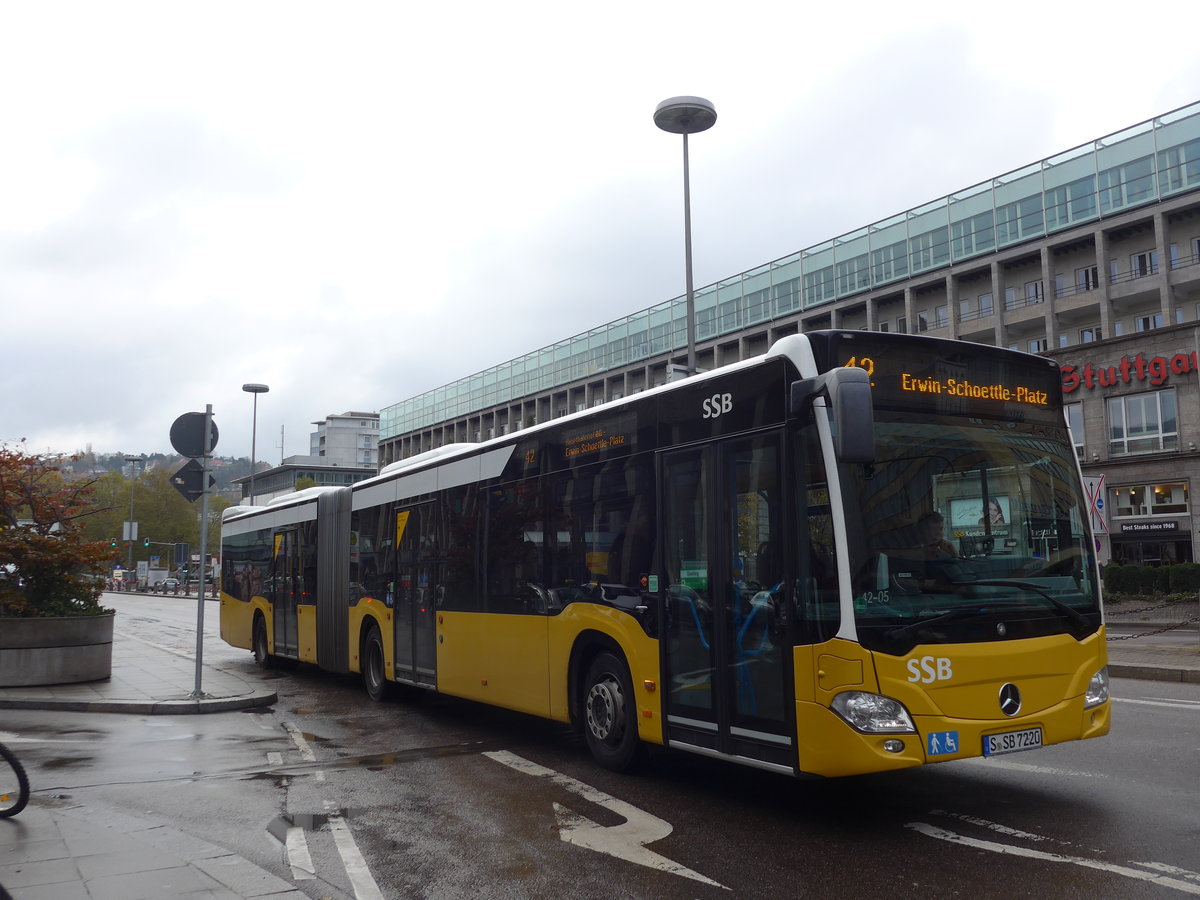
<box><xmin>1084</xmin><ymin>666</ymin><xmax>1109</xmax><ymax>708</ymax></box>
<box><xmin>831</xmin><ymin>691</ymin><xmax>916</xmax><ymax>734</ymax></box>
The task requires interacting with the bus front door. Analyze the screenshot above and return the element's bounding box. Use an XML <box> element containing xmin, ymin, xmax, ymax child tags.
<box><xmin>661</xmin><ymin>434</ymin><xmax>795</xmax><ymax>771</ymax></box>
<box><xmin>393</xmin><ymin>503</ymin><xmax>438</xmax><ymax>688</ymax></box>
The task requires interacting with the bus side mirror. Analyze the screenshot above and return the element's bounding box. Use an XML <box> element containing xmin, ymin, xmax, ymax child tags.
<box><xmin>790</xmin><ymin>368</ymin><xmax>875</xmax><ymax>464</ymax></box>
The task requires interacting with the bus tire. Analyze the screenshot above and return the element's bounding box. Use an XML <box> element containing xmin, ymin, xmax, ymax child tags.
<box><xmin>252</xmin><ymin>615</ymin><xmax>274</xmax><ymax>669</ymax></box>
<box><xmin>582</xmin><ymin>651</ymin><xmax>641</xmax><ymax>773</ymax></box>
<box><xmin>363</xmin><ymin>624</ymin><xmax>390</xmax><ymax>702</ymax></box>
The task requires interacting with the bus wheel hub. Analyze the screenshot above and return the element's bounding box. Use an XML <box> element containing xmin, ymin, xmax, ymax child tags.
<box><xmin>586</xmin><ymin>677</ymin><xmax>624</xmax><ymax>742</ymax></box>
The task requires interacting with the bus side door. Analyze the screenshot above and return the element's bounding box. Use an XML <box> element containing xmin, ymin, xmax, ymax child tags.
<box><xmin>271</xmin><ymin>529</ymin><xmax>301</xmax><ymax>659</ymax></box>
<box><xmin>393</xmin><ymin>503</ymin><xmax>438</xmax><ymax>687</ymax></box>
<box><xmin>660</xmin><ymin>432</ymin><xmax>795</xmax><ymax>770</ymax></box>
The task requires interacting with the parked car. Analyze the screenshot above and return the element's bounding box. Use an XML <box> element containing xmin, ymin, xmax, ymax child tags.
<box><xmin>159</xmin><ymin>577</ymin><xmax>181</xmax><ymax>593</ymax></box>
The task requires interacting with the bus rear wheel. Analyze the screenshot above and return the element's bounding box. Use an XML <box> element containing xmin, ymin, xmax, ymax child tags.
<box><xmin>252</xmin><ymin>615</ymin><xmax>273</xmax><ymax>669</ymax></box>
<box><xmin>363</xmin><ymin>625</ymin><xmax>389</xmax><ymax>702</ymax></box>
<box><xmin>582</xmin><ymin>651</ymin><xmax>641</xmax><ymax>772</ymax></box>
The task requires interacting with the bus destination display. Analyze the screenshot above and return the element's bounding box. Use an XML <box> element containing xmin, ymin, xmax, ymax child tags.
<box><xmin>809</xmin><ymin>331</ymin><xmax>1063</xmax><ymax>424</ymax></box>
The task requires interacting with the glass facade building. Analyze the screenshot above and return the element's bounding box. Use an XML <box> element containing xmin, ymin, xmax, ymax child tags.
<box><xmin>380</xmin><ymin>102</ymin><xmax>1200</xmax><ymax>456</ymax></box>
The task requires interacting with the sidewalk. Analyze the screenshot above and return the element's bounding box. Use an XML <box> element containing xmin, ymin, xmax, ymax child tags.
<box><xmin>1104</xmin><ymin>598</ymin><xmax>1200</xmax><ymax>684</ymax></box>
<box><xmin>0</xmin><ymin>805</ymin><xmax>307</xmax><ymax>900</ymax></box>
<box><xmin>0</xmin><ymin>625</ymin><xmax>277</xmax><ymax>715</ymax></box>
<box><xmin>0</xmin><ymin>626</ymin><xmax>293</xmax><ymax>898</ymax></box>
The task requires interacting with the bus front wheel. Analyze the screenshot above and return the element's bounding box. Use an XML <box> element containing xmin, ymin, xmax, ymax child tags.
<box><xmin>363</xmin><ymin>625</ymin><xmax>389</xmax><ymax>702</ymax></box>
<box><xmin>582</xmin><ymin>651</ymin><xmax>641</xmax><ymax>772</ymax></box>
<box><xmin>252</xmin><ymin>616</ymin><xmax>273</xmax><ymax>669</ymax></box>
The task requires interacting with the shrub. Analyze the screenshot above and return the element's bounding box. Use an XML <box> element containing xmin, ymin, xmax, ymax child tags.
<box><xmin>0</xmin><ymin>443</ymin><xmax>112</xmax><ymax>618</ymax></box>
<box><xmin>1169</xmin><ymin>562</ymin><xmax>1200</xmax><ymax>593</ymax></box>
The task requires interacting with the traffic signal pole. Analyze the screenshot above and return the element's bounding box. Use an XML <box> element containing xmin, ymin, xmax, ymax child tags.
<box><xmin>168</xmin><ymin>406</ymin><xmax>220</xmax><ymax>701</ymax></box>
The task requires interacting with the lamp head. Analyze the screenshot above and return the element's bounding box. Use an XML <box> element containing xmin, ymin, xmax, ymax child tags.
<box><xmin>654</xmin><ymin>96</ymin><xmax>717</xmax><ymax>135</ymax></box>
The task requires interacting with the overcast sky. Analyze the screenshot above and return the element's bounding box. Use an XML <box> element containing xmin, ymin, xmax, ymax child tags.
<box><xmin>5</xmin><ymin>2</ymin><xmax>1199</xmax><ymax>461</ymax></box>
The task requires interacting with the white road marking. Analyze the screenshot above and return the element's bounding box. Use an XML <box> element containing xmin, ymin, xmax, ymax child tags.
<box><xmin>955</xmin><ymin>757</ymin><xmax>1104</xmax><ymax>777</ymax></box>
<box><xmin>0</xmin><ymin>732</ymin><xmax>89</xmax><ymax>744</ymax></box>
<box><xmin>1131</xmin><ymin>861</ymin><xmax>1200</xmax><ymax>884</ymax></box>
<box><xmin>485</xmin><ymin>749</ymin><xmax>726</xmax><ymax>889</ymax></box>
<box><xmin>284</xmin><ymin>722</ymin><xmax>325</xmax><ymax>782</ymax></box>
<box><xmin>280</xmin><ymin>722</ymin><xmax>384</xmax><ymax>900</ymax></box>
<box><xmin>1113</xmin><ymin>697</ymin><xmax>1200</xmax><ymax>710</ymax></box>
<box><xmin>908</xmin><ymin>822</ymin><xmax>1200</xmax><ymax>895</ymax></box>
<box><xmin>326</xmin><ymin>805</ymin><xmax>385</xmax><ymax>900</ymax></box>
<box><xmin>286</xmin><ymin>826</ymin><xmax>316</xmax><ymax>880</ymax></box>
<box><xmin>929</xmin><ymin>810</ymin><xmax>1054</xmax><ymax>842</ymax></box>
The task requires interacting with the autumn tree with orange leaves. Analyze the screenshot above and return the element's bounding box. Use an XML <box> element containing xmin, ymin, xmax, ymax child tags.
<box><xmin>0</xmin><ymin>442</ymin><xmax>112</xmax><ymax>617</ymax></box>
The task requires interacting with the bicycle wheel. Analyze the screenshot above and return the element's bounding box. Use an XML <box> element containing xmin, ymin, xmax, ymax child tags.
<box><xmin>0</xmin><ymin>741</ymin><xmax>30</xmax><ymax>818</ymax></box>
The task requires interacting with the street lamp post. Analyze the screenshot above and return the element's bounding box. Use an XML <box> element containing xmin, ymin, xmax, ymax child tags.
<box><xmin>654</xmin><ymin>96</ymin><xmax>717</xmax><ymax>378</ymax></box>
<box><xmin>242</xmin><ymin>383</ymin><xmax>269</xmax><ymax>504</ymax></box>
<box><xmin>123</xmin><ymin>455</ymin><xmax>142</xmax><ymax>575</ymax></box>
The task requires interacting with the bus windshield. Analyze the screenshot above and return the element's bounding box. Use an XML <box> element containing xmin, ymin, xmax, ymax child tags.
<box><xmin>840</xmin><ymin>413</ymin><xmax>1101</xmax><ymax>655</ymax></box>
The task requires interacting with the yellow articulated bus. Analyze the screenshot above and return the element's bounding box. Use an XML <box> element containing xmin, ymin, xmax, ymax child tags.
<box><xmin>220</xmin><ymin>330</ymin><xmax>1109</xmax><ymax>777</ymax></box>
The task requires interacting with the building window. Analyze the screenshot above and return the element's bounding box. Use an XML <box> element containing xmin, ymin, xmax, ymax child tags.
<box><xmin>978</xmin><ymin>293</ymin><xmax>993</xmax><ymax>316</ymax></box>
<box><xmin>878</xmin><ymin>320</ymin><xmax>889</xmax><ymax>332</ymax></box>
<box><xmin>1109</xmin><ymin>259</ymin><xmax>1119</xmax><ymax>284</ymax></box>
<box><xmin>1004</xmin><ymin>287</ymin><xmax>1017</xmax><ymax>310</ymax></box>
<box><xmin>1080</xmin><ymin>326</ymin><xmax>1102</xmax><ymax>343</ymax></box>
<box><xmin>1107</xmin><ymin>389</ymin><xmax>1178</xmax><ymax>455</ymax></box>
<box><xmin>1131</xmin><ymin>250</ymin><xmax>1159</xmax><ymax>278</ymax></box>
<box><xmin>1135</xmin><ymin>313</ymin><xmax>1164</xmax><ymax>332</ymax></box>
<box><xmin>916</xmin><ymin>310</ymin><xmax>929</xmax><ymax>332</ymax></box>
<box><xmin>1054</xmin><ymin>274</ymin><xmax>1065</xmax><ymax>298</ymax></box>
<box><xmin>934</xmin><ymin>305</ymin><xmax>948</xmax><ymax>328</ymax></box>
<box><xmin>897</xmin><ymin>316</ymin><xmax>907</xmax><ymax>334</ymax></box>
<box><xmin>1028</xmin><ymin>338</ymin><xmax>1047</xmax><ymax>353</ymax></box>
<box><xmin>1075</xmin><ymin>265</ymin><xmax>1099</xmax><ymax>292</ymax></box>
<box><xmin>1110</xmin><ymin>482</ymin><xmax>1188</xmax><ymax>517</ymax></box>
<box><xmin>1066</xmin><ymin>403</ymin><xmax>1084</xmax><ymax>459</ymax></box>
<box><xmin>1024</xmin><ymin>280</ymin><xmax>1043</xmax><ymax>303</ymax></box>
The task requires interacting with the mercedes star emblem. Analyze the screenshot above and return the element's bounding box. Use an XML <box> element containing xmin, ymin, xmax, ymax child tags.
<box><xmin>998</xmin><ymin>682</ymin><xmax>1022</xmax><ymax>717</ymax></box>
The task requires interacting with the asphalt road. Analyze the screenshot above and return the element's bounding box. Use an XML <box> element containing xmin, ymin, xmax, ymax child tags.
<box><xmin>5</xmin><ymin>595</ymin><xmax>1199</xmax><ymax>899</ymax></box>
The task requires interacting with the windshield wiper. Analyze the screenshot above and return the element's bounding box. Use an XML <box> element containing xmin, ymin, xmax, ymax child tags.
<box><xmin>882</xmin><ymin>606</ymin><xmax>1001</xmax><ymax>645</ymax></box>
<box><xmin>962</xmin><ymin>579</ymin><xmax>1092</xmax><ymax>633</ymax></box>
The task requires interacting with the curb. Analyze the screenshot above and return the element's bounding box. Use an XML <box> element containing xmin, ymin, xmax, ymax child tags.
<box><xmin>0</xmin><ymin>691</ymin><xmax>277</xmax><ymax>715</ymax></box>
<box><xmin>1109</xmin><ymin>664</ymin><xmax>1200</xmax><ymax>684</ymax></box>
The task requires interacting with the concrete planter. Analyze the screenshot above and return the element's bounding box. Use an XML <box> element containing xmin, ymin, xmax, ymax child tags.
<box><xmin>0</xmin><ymin>611</ymin><xmax>114</xmax><ymax>686</ymax></box>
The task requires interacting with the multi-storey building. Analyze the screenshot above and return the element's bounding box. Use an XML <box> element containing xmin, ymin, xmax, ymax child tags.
<box><xmin>310</xmin><ymin>411</ymin><xmax>379</xmax><ymax>469</ymax></box>
<box><xmin>379</xmin><ymin>102</ymin><xmax>1200</xmax><ymax>564</ymax></box>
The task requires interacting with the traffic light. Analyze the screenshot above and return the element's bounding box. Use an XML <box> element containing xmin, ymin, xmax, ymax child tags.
<box><xmin>110</xmin><ymin>539</ymin><xmax>117</xmax><ymax>548</ymax></box>
<box><xmin>143</xmin><ymin>538</ymin><xmax>150</xmax><ymax>547</ymax></box>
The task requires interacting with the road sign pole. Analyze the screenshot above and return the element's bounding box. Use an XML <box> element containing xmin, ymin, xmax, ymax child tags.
<box><xmin>193</xmin><ymin>404</ymin><xmax>214</xmax><ymax>699</ymax></box>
